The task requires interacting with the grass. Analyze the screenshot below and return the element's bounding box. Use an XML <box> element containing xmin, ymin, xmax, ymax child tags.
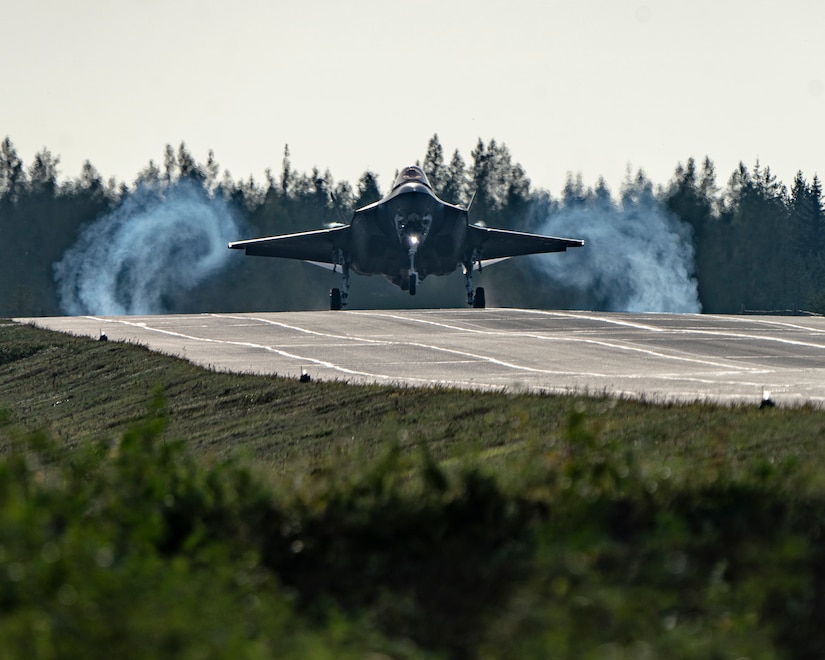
<box><xmin>2</xmin><ymin>319</ymin><xmax>825</xmax><ymax>658</ymax></box>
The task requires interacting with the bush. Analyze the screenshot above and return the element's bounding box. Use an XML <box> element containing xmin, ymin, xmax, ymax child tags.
<box><xmin>1</xmin><ymin>397</ymin><xmax>825</xmax><ymax>658</ymax></box>
<box><xmin>0</xmin><ymin>399</ymin><xmax>398</xmax><ymax>659</ymax></box>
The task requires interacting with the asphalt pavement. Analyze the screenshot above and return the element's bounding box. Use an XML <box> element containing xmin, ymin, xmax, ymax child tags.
<box><xmin>16</xmin><ymin>309</ymin><xmax>825</xmax><ymax>406</ymax></box>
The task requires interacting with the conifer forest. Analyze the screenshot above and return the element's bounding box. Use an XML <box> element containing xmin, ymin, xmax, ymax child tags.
<box><xmin>2</xmin><ymin>134</ymin><xmax>823</xmax><ymax>317</ymax></box>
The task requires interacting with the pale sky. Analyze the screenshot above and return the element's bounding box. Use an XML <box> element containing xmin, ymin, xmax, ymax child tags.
<box><xmin>4</xmin><ymin>0</ymin><xmax>824</xmax><ymax>196</ymax></box>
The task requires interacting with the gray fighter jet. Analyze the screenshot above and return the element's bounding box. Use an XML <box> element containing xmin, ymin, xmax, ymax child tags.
<box><xmin>228</xmin><ymin>165</ymin><xmax>584</xmax><ymax>309</ymax></box>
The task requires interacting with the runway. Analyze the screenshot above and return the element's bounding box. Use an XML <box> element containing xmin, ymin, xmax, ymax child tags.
<box><xmin>16</xmin><ymin>309</ymin><xmax>825</xmax><ymax>406</ymax></box>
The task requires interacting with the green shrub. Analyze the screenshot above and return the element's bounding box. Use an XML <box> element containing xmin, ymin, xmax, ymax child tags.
<box><xmin>0</xmin><ymin>399</ymin><xmax>405</xmax><ymax>659</ymax></box>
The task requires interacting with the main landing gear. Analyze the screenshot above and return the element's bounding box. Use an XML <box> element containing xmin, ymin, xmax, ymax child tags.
<box><xmin>328</xmin><ymin>249</ymin><xmax>487</xmax><ymax>310</ymax></box>
<box><xmin>463</xmin><ymin>260</ymin><xmax>486</xmax><ymax>309</ymax></box>
<box><xmin>330</xmin><ymin>253</ymin><xmax>351</xmax><ymax>311</ymax></box>
<box><xmin>330</xmin><ymin>288</ymin><xmax>343</xmax><ymax>311</ymax></box>
<box><xmin>331</xmin><ymin>280</ymin><xmax>484</xmax><ymax>309</ymax></box>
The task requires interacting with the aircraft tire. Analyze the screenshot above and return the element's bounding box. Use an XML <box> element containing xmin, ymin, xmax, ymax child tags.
<box><xmin>409</xmin><ymin>273</ymin><xmax>417</xmax><ymax>296</ymax></box>
<box><xmin>472</xmin><ymin>287</ymin><xmax>486</xmax><ymax>309</ymax></box>
<box><xmin>330</xmin><ymin>288</ymin><xmax>342</xmax><ymax>310</ymax></box>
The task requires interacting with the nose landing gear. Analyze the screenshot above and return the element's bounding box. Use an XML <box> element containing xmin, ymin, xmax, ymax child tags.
<box><xmin>408</xmin><ymin>239</ymin><xmax>419</xmax><ymax>296</ymax></box>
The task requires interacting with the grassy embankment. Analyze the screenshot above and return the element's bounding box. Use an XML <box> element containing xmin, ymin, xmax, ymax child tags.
<box><xmin>1</xmin><ymin>319</ymin><xmax>825</xmax><ymax>658</ymax></box>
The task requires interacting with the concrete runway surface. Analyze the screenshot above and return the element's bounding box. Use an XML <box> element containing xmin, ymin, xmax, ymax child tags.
<box><xmin>16</xmin><ymin>309</ymin><xmax>825</xmax><ymax>406</ymax></box>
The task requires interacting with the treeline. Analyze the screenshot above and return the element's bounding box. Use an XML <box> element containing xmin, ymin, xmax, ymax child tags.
<box><xmin>666</xmin><ymin>157</ymin><xmax>825</xmax><ymax>313</ymax></box>
<box><xmin>1</xmin><ymin>134</ymin><xmax>824</xmax><ymax>315</ymax></box>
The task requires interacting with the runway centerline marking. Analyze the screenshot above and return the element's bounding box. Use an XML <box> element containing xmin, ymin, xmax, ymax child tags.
<box><xmin>85</xmin><ymin>315</ymin><xmax>620</xmax><ymax>381</ymax></box>
<box><xmin>354</xmin><ymin>311</ymin><xmax>762</xmax><ymax>372</ymax></box>
<box><xmin>518</xmin><ymin>309</ymin><xmax>825</xmax><ymax>349</ymax></box>
<box><xmin>88</xmin><ymin>314</ymin><xmax>756</xmax><ymax>383</ymax></box>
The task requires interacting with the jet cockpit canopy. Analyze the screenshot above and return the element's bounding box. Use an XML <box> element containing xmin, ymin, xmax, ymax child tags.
<box><xmin>392</xmin><ymin>165</ymin><xmax>432</xmax><ymax>190</ymax></box>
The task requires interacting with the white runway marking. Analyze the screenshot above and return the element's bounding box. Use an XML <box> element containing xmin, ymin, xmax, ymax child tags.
<box><xmin>15</xmin><ymin>309</ymin><xmax>825</xmax><ymax>406</ymax></box>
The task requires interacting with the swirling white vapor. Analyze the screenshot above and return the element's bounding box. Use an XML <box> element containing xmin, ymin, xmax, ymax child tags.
<box><xmin>54</xmin><ymin>181</ymin><xmax>242</xmax><ymax>315</ymax></box>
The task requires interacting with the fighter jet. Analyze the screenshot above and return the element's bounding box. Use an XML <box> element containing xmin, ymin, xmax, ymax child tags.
<box><xmin>228</xmin><ymin>165</ymin><xmax>584</xmax><ymax>310</ymax></box>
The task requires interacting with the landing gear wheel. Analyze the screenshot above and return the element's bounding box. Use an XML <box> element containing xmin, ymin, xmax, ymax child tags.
<box><xmin>472</xmin><ymin>287</ymin><xmax>486</xmax><ymax>309</ymax></box>
<box><xmin>409</xmin><ymin>273</ymin><xmax>418</xmax><ymax>296</ymax></box>
<box><xmin>330</xmin><ymin>288</ymin><xmax>342</xmax><ymax>310</ymax></box>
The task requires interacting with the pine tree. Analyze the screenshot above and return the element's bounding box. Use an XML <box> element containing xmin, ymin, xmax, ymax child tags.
<box><xmin>0</xmin><ymin>137</ymin><xmax>26</xmax><ymax>203</ymax></box>
<box><xmin>561</xmin><ymin>173</ymin><xmax>588</xmax><ymax>208</ymax></box>
<box><xmin>177</xmin><ymin>142</ymin><xmax>205</xmax><ymax>184</ymax></box>
<box><xmin>788</xmin><ymin>172</ymin><xmax>825</xmax><ymax>311</ymax></box>
<box><xmin>355</xmin><ymin>171</ymin><xmax>381</xmax><ymax>208</ymax></box>
<box><xmin>422</xmin><ymin>134</ymin><xmax>446</xmax><ymax>194</ymax></box>
<box><xmin>470</xmin><ymin>139</ymin><xmax>493</xmax><ymax>214</ymax></box>
<box><xmin>468</xmin><ymin>139</ymin><xmax>530</xmax><ymax>227</ymax></box>
<box><xmin>27</xmin><ymin>148</ymin><xmax>60</xmax><ymax>196</ymax></box>
<box><xmin>664</xmin><ymin>156</ymin><xmax>722</xmax><ymax>310</ymax></box>
<box><xmin>502</xmin><ymin>160</ymin><xmax>530</xmax><ymax>228</ymax></box>
<box><xmin>136</xmin><ymin>160</ymin><xmax>162</xmax><ymax>187</ymax></box>
<box><xmin>790</xmin><ymin>171</ymin><xmax>823</xmax><ymax>256</ymax></box>
<box><xmin>441</xmin><ymin>149</ymin><xmax>469</xmax><ymax>207</ymax></box>
<box><xmin>721</xmin><ymin>161</ymin><xmax>790</xmax><ymax>310</ymax></box>
<box><xmin>163</xmin><ymin>144</ymin><xmax>177</xmax><ymax>184</ymax></box>
<box><xmin>812</xmin><ymin>175</ymin><xmax>825</xmax><ymax>253</ymax></box>
<box><xmin>77</xmin><ymin>160</ymin><xmax>106</xmax><ymax>202</ymax></box>
<box><xmin>280</xmin><ymin>144</ymin><xmax>294</xmax><ymax>197</ymax></box>
<box><xmin>699</xmin><ymin>157</ymin><xmax>719</xmax><ymax>213</ymax></box>
<box><xmin>205</xmin><ymin>150</ymin><xmax>220</xmax><ymax>192</ymax></box>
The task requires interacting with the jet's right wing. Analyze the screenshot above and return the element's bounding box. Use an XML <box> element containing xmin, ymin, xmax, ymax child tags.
<box><xmin>228</xmin><ymin>225</ymin><xmax>352</xmax><ymax>264</ymax></box>
<box><xmin>466</xmin><ymin>224</ymin><xmax>584</xmax><ymax>261</ymax></box>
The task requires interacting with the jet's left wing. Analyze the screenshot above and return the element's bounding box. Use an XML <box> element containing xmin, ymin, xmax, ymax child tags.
<box><xmin>228</xmin><ymin>225</ymin><xmax>352</xmax><ymax>264</ymax></box>
<box><xmin>466</xmin><ymin>224</ymin><xmax>584</xmax><ymax>261</ymax></box>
